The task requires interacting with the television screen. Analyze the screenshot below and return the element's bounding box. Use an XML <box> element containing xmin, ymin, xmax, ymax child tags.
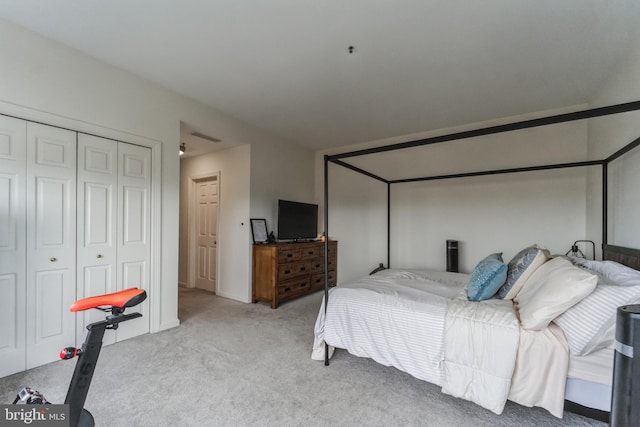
<box><xmin>277</xmin><ymin>200</ymin><xmax>318</xmax><ymax>241</ymax></box>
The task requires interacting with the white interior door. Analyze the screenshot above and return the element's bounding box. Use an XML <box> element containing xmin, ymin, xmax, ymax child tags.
<box><xmin>0</xmin><ymin>116</ymin><xmax>27</xmax><ymax>377</ymax></box>
<box><xmin>194</xmin><ymin>177</ymin><xmax>218</xmax><ymax>292</ymax></box>
<box><xmin>116</xmin><ymin>142</ymin><xmax>151</xmax><ymax>341</ymax></box>
<box><xmin>76</xmin><ymin>134</ymin><xmax>118</xmax><ymax>346</ymax></box>
<box><xmin>25</xmin><ymin>122</ymin><xmax>77</xmax><ymax>369</ymax></box>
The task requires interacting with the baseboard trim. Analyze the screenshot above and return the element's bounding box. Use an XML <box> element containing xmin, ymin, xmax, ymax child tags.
<box><xmin>156</xmin><ymin>319</ymin><xmax>180</xmax><ymax>332</ymax></box>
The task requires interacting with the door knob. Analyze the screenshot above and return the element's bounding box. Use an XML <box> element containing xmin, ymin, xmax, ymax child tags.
<box><xmin>50</xmin><ymin>257</ymin><xmax>57</xmax><ymax>262</ymax></box>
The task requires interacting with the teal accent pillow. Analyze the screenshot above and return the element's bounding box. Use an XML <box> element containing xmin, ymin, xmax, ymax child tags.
<box><xmin>467</xmin><ymin>253</ymin><xmax>508</xmax><ymax>302</ymax></box>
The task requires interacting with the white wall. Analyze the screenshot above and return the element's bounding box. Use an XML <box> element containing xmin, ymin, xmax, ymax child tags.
<box><xmin>317</xmin><ymin>109</ymin><xmax>590</xmax><ymax>280</ymax></box>
<box><xmin>249</xmin><ymin>139</ymin><xmax>315</xmax><ymax>236</ymax></box>
<box><xmin>0</xmin><ymin>19</ymin><xmax>307</xmax><ymax>327</ymax></box>
<box><xmin>325</xmin><ymin>164</ymin><xmax>388</xmax><ymax>282</ymax></box>
<box><xmin>178</xmin><ymin>145</ymin><xmax>252</xmax><ymax>301</ymax></box>
<box><xmin>390</xmin><ymin>169</ymin><xmax>588</xmax><ymax>272</ymax></box>
<box><xmin>586</xmin><ymin>41</ymin><xmax>640</xmax><ymax>255</ymax></box>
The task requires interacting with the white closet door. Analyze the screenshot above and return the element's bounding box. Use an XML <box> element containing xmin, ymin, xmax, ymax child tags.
<box><xmin>76</xmin><ymin>134</ymin><xmax>118</xmax><ymax>345</ymax></box>
<box><xmin>0</xmin><ymin>116</ymin><xmax>27</xmax><ymax>377</ymax></box>
<box><xmin>26</xmin><ymin>122</ymin><xmax>77</xmax><ymax>369</ymax></box>
<box><xmin>116</xmin><ymin>142</ymin><xmax>151</xmax><ymax>341</ymax></box>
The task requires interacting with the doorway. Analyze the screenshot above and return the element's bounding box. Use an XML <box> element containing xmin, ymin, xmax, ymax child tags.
<box><xmin>188</xmin><ymin>172</ymin><xmax>219</xmax><ymax>292</ymax></box>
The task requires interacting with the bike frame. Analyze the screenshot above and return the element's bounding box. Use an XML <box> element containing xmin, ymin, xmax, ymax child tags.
<box><xmin>64</xmin><ymin>312</ymin><xmax>141</xmax><ymax>427</ymax></box>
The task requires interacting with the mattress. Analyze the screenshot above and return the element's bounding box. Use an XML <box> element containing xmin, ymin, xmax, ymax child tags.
<box><xmin>568</xmin><ymin>345</ymin><xmax>614</xmax><ymax>386</ymax></box>
<box><xmin>565</xmin><ymin>345</ymin><xmax>614</xmax><ymax>412</ymax></box>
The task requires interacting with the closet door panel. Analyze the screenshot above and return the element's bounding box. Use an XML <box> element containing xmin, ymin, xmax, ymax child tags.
<box><xmin>36</xmin><ymin>178</ymin><xmax>68</xmax><ymax>246</ymax></box>
<box><xmin>0</xmin><ymin>274</ymin><xmax>19</xmax><ymax>360</ymax></box>
<box><xmin>35</xmin><ymin>270</ymin><xmax>66</xmax><ymax>338</ymax></box>
<box><xmin>122</xmin><ymin>187</ymin><xmax>146</xmax><ymax>244</ymax></box>
<box><xmin>26</xmin><ymin>122</ymin><xmax>76</xmax><ymax>369</ymax></box>
<box><xmin>116</xmin><ymin>143</ymin><xmax>151</xmax><ymax>341</ymax></box>
<box><xmin>77</xmin><ymin>134</ymin><xmax>117</xmax><ymax>345</ymax></box>
<box><xmin>0</xmin><ymin>116</ymin><xmax>27</xmax><ymax>377</ymax></box>
<box><xmin>122</xmin><ymin>261</ymin><xmax>145</xmax><ymax>289</ymax></box>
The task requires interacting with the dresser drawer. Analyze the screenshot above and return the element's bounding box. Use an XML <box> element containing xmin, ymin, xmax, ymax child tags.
<box><xmin>310</xmin><ymin>258</ymin><xmax>338</xmax><ymax>273</ymax></box>
<box><xmin>310</xmin><ymin>272</ymin><xmax>337</xmax><ymax>291</ymax></box>
<box><xmin>310</xmin><ymin>259</ymin><xmax>323</xmax><ymax>273</ymax></box>
<box><xmin>277</xmin><ymin>248</ymin><xmax>301</xmax><ymax>263</ymax></box>
<box><xmin>310</xmin><ymin>251</ymin><xmax>337</xmax><ymax>273</ymax></box>
<box><xmin>278</xmin><ymin>278</ymin><xmax>310</xmax><ymax>301</ymax></box>
<box><xmin>310</xmin><ymin>273</ymin><xmax>324</xmax><ymax>290</ymax></box>
<box><xmin>277</xmin><ymin>261</ymin><xmax>310</xmax><ymax>281</ymax></box>
<box><xmin>313</xmin><ymin>242</ymin><xmax>337</xmax><ymax>258</ymax></box>
<box><xmin>300</xmin><ymin>245</ymin><xmax>321</xmax><ymax>259</ymax></box>
<box><xmin>327</xmin><ymin>270</ymin><xmax>336</xmax><ymax>286</ymax></box>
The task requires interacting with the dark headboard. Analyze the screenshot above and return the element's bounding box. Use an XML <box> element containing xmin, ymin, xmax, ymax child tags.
<box><xmin>602</xmin><ymin>244</ymin><xmax>640</xmax><ymax>271</ymax></box>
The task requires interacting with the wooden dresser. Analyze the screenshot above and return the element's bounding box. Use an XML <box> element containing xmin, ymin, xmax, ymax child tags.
<box><xmin>252</xmin><ymin>240</ymin><xmax>337</xmax><ymax>308</ymax></box>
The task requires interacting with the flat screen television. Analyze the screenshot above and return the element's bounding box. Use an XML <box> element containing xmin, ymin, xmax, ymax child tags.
<box><xmin>277</xmin><ymin>199</ymin><xmax>318</xmax><ymax>242</ymax></box>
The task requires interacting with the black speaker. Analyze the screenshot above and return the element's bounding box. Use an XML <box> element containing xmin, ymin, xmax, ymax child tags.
<box><xmin>611</xmin><ymin>304</ymin><xmax>640</xmax><ymax>426</ymax></box>
<box><xmin>446</xmin><ymin>240</ymin><xmax>458</xmax><ymax>273</ymax></box>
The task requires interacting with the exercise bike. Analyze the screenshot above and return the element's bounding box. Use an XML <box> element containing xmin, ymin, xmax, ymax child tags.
<box><xmin>13</xmin><ymin>287</ymin><xmax>147</xmax><ymax>427</ymax></box>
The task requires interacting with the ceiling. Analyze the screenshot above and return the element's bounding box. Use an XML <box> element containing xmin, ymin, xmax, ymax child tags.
<box><xmin>1</xmin><ymin>1</ymin><xmax>639</xmax><ymax>153</ymax></box>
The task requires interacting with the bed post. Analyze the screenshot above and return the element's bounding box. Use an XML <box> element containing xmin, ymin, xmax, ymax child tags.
<box><xmin>387</xmin><ymin>182</ymin><xmax>391</xmax><ymax>269</ymax></box>
<box><xmin>324</xmin><ymin>154</ymin><xmax>330</xmax><ymax>366</ymax></box>
<box><xmin>602</xmin><ymin>162</ymin><xmax>608</xmax><ymax>247</ymax></box>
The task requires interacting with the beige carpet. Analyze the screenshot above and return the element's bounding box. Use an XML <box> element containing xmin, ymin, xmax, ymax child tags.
<box><xmin>0</xmin><ymin>288</ymin><xmax>605</xmax><ymax>426</ymax></box>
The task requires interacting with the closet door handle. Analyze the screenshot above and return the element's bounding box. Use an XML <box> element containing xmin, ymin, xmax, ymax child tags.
<box><xmin>50</xmin><ymin>257</ymin><xmax>57</xmax><ymax>262</ymax></box>
<box><xmin>97</xmin><ymin>254</ymin><xmax>103</xmax><ymax>259</ymax></box>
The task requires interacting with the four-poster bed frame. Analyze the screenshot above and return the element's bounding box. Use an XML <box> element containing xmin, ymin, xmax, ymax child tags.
<box><xmin>321</xmin><ymin>100</ymin><xmax>640</xmax><ymax>367</ymax></box>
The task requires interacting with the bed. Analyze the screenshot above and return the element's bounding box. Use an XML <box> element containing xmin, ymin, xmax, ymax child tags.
<box><xmin>314</xmin><ymin>102</ymin><xmax>640</xmax><ymax>420</ymax></box>
<box><xmin>312</xmin><ymin>243</ymin><xmax>640</xmax><ymax>419</ymax></box>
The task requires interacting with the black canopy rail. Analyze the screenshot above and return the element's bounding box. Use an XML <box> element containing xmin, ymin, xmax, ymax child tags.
<box><xmin>322</xmin><ymin>100</ymin><xmax>640</xmax><ymax>365</ymax></box>
<box><xmin>327</xmin><ymin>100</ymin><xmax>640</xmax><ymax>161</ymax></box>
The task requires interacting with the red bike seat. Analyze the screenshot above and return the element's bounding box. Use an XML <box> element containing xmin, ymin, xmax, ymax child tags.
<box><xmin>70</xmin><ymin>288</ymin><xmax>147</xmax><ymax>312</ymax></box>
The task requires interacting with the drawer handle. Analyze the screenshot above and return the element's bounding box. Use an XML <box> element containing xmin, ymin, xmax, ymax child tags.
<box><xmin>284</xmin><ymin>270</ymin><xmax>291</xmax><ymax>275</ymax></box>
<box><xmin>97</xmin><ymin>254</ymin><xmax>104</xmax><ymax>259</ymax></box>
<box><xmin>300</xmin><ymin>267</ymin><xmax>306</xmax><ymax>271</ymax></box>
<box><xmin>300</xmin><ymin>283</ymin><xmax>306</xmax><ymax>288</ymax></box>
<box><xmin>50</xmin><ymin>257</ymin><xmax>57</xmax><ymax>262</ymax></box>
<box><xmin>287</xmin><ymin>254</ymin><xmax>293</xmax><ymax>258</ymax></box>
<box><xmin>308</xmin><ymin>251</ymin><xmax>314</xmax><ymax>255</ymax></box>
<box><xmin>284</xmin><ymin>287</ymin><xmax>291</xmax><ymax>292</ymax></box>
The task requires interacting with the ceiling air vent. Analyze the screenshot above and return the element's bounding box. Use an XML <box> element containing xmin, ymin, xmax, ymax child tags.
<box><xmin>191</xmin><ymin>132</ymin><xmax>221</xmax><ymax>143</ymax></box>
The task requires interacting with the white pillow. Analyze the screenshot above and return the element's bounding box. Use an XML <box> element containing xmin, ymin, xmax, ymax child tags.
<box><xmin>569</xmin><ymin>257</ymin><xmax>640</xmax><ymax>286</ymax></box>
<box><xmin>515</xmin><ymin>257</ymin><xmax>598</xmax><ymax>330</ymax></box>
<box><xmin>553</xmin><ymin>280</ymin><xmax>640</xmax><ymax>355</ymax></box>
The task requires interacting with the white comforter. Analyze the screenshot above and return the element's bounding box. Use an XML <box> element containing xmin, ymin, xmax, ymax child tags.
<box><xmin>441</xmin><ymin>297</ymin><xmax>568</xmax><ymax>417</ymax></box>
<box><xmin>312</xmin><ymin>269</ymin><xmax>468</xmax><ymax>385</ymax></box>
<box><xmin>312</xmin><ymin>269</ymin><xmax>569</xmax><ymax>418</ymax></box>
<box><xmin>441</xmin><ymin>297</ymin><xmax>520</xmax><ymax>414</ymax></box>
